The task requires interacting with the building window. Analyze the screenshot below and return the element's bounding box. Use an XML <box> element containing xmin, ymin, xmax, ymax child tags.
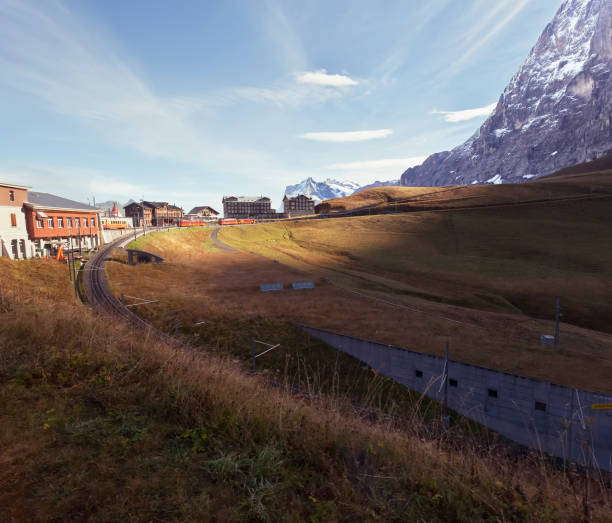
<box><xmin>57</xmin><ymin>217</ymin><xmax>64</xmax><ymax>228</ymax></box>
<box><xmin>10</xmin><ymin>213</ymin><xmax>17</xmax><ymax>227</ymax></box>
<box><xmin>47</xmin><ymin>217</ymin><xmax>54</xmax><ymax>228</ymax></box>
<box><xmin>535</xmin><ymin>401</ymin><xmax>547</xmax><ymax>412</ymax></box>
<box><xmin>449</xmin><ymin>378</ymin><xmax>458</xmax><ymax>388</ymax></box>
<box><xmin>415</xmin><ymin>369</ymin><xmax>423</xmax><ymax>378</ymax></box>
<box><xmin>83</xmin><ymin>217</ymin><xmax>88</xmax><ymax>227</ymax></box>
<box><xmin>487</xmin><ymin>389</ymin><xmax>498</xmax><ymax>399</ymax></box>
<box><xmin>66</xmin><ymin>217</ymin><xmax>72</xmax><ymax>228</ymax></box>
<box><xmin>9</xmin><ymin>190</ymin><xmax>15</xmax><ymax>202</ymax></box>
<box><xmin>36</xmin><ymin>218</ymin><xmax>43</xmax><ymax>228</ymax></box>
<box><xmin>75</xmin><ymin>218</ymin><xmax>80</xmax><ymax>228</ymax></box>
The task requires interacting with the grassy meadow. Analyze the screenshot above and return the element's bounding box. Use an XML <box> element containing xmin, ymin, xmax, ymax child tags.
<box><xmin>5</xmin><ymin>256</ymin><xmax>612</xmax><ymax>520</ymax></box>
<box><xmin>219</xmin><ymin>196</ymin><xmax>612</xmax><ymax>393</ymax></box>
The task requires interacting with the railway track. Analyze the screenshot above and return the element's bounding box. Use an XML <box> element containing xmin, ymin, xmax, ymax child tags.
<box><xmin>83</xmin><ymin>232</ymin><xmax>175</xmax><ymax>342</ymax></box>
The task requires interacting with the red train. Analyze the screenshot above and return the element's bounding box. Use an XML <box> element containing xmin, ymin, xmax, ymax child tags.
<box><xmin>179</xmin><ymin>219</ymin><xmax>208</xmax><ymax>227</ymax></box>
<box><xmin>219</xmin><ymin>218</ymin><xmax>256</xmax><ymax>226</ymax></box>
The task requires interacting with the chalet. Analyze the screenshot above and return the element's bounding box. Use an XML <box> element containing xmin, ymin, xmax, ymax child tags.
<box><xmin>187</xmin><ymin>206</ymin><xmax>219</xmax><ymax>218</ymax></box>
<box><xmin>125</xmin><ymin>201</ymin><xmax>184</xmax><ymax>227</ymax></box>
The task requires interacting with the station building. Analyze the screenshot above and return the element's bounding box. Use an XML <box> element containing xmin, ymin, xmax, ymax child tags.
<box><xmin>0</xmin><ymin>182</ymin><xmax>35</xmax><ymax>259</ymax></box>
<box><xmin>24</xmin><ymin>192</ymin><xmax>102</xmax><ymax>257</ymax></box>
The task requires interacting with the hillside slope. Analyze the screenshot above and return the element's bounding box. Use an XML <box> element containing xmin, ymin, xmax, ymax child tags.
<box><xmin>4</xmin><ymin>259</ymin><xmax>610</xmax><ymax>520</ymax></box>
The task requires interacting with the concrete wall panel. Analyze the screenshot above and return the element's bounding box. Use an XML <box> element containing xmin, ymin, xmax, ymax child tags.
<box><xmin>299</xmin><ymin>325</ymin><xmax>612</xmax><ymax>471</ymax></box>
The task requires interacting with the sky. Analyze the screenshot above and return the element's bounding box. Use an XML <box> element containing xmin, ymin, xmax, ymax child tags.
<box><xmin>0</xmin><ymin>0</ymin><xmax>562</xmax><ymax>211</ymax></box>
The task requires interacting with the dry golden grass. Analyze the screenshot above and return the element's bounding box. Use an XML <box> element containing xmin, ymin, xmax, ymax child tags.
<box><xmin>317</xmin><ymin>171</ymin><xmax>612</xmax><ymax>214</ymax></box>
<box><xmin>218</xmin><ymin>197</ymin><xmax>612</xmax><ymax>394</ymax></box>
<box><xmin>1</xmin><ymin>256</ymin><xmax>611</xmax><ymax>521</ymax></box>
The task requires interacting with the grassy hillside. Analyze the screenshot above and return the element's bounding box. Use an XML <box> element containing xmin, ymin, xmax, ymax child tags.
<box><xmin>4</xmin><ymin>258</ymin><xmax>611</xmax><ymax>520</ymax></box>
<box><xmin>219</xmin><ymin>196</ymin><xmax>612</xmax><ymax>393</ymax></box>
<box><xmin>316</xmin><ymin>171</ymin><xmax>612</xmax><ymax>214</ymax></box>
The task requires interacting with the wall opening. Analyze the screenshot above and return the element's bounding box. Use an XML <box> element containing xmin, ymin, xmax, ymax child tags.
<box><xmin>535</xmin><ymin>401</ymin><xmax>547</xmax><ymax>412</ymax></box>
<box><xmin>415</xmin><ymin>369</ymin><xmax>423</xmax><ymax>378</ymax></box>
<box><xmin>488</xmin><ymin>389</ymin><xmax>498</xmax><ymax>398</ymax></box>
<box><xmin>449</xmin><ymin>378</ymin><xmax>458</xmax><ymax>387</ymax></box>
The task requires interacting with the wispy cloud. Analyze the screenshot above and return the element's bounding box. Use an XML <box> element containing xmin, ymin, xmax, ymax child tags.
<box><xmin>326</xmin><ymin>157</ymin><xmax>427</xmax><ymax>170</ymax></box>
<box><xmin>447</xmin><ymin>0</ymin><xmax>531</xmax><ymax>76</ymax></box>
<box><xmin>324</xmin><ymin>156</ymin><xmax>426</xmax><ymax>184</ymax></box>
<box><xmin>295</xmin><ymin>69</ymin><xmax>358</xmax><ymax>87</ymax></box>
<box><xmin>0</xmin><ymin>1</ymin><xmax>274</xmax><ymax>174</ymax></box>
<box><xmin>301</xmin><ymin>129</ymin><xmax>393</xmax><ymax>143</ymax></box>
<box><xmin>232</xmin><ymin>83</ymin><xmax>344</xmax><ymax>108</ymax></box>
<box><xmin>230</xmin><ymin>69</ymin><xmax>358</xmax><ymax>108</ymax></box>
<box><xmin>432</xmin><ymin>102</ymin><xmax>497</xmax><ymax>123</ymax></box>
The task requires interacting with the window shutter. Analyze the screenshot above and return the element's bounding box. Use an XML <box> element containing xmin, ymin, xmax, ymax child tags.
<box><xmin>10</xmin><ymin>213</ymin><xmax>17</xmax><ymax>226</ymax></box>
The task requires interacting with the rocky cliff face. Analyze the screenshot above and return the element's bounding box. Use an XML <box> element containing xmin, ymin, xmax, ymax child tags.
<box><xmin>401</xmin><ymin>0</ymin><xmax>612</xmax><ymax>186</ymax></box>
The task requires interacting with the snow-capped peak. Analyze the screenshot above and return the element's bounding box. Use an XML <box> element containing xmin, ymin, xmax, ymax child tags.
<box><xmin>282</xmin><ymin>177</ymin><xmax>362</xmax><ymax>206</ymax></box>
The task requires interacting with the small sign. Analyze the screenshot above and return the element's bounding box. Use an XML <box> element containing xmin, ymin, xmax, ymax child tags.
<box><xmin>591</xmin><ymin>403</ymin><xmax>612</xmax><ymax>411</ymax></box>
<box><xmin>292</xmin><ymin>281</ymin><xmax>315</xmax><ymax>290</ymax></box>
<box><xmin>259</xmin><ymin>283</ymin><xmax>283</xmax><ymax>292</ymax></box>
<box><xmin>540</xmin><ymin>334</ymin><xmax>555</xmax><ymax>346</ymax></box>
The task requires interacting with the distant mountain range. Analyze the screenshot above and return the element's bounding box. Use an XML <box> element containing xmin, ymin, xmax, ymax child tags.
<box><xmin>401</xmin><ymin>0</ymin><xmax>612</xmax><ymax>187</ymax></box>
<box><xmin>281</xmin><ymin>177</ymin><xmax>362</xmax><ymax>207</ymax></box>
<box><xmin>281</xmin><ymin>177</ymin><xmax>401</xmax><ymax>206</ymax></box>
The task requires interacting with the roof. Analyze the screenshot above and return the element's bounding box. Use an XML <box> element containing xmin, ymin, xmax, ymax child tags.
<box><xmin>188</xmin><ymin>206</ymin><xmax>219</xmax><ymax>215</ymax></box>
<box><xmin>0</xmin><ymin>182</ymin><xmax>31</xmax><ymax>190</ymax></box>
<box><xmin>26</xmin><ymin>191</ymin><xmax>100</xmax><ymax>212</ymax></box>
<box><xmin>222</xmin><ymin>196</ymin><xmax>270</xmax><ymax>202</ymax></box>
<box><xmin>284</xmin><ymin>194</ymin><xmax>314</xmax><ymax>201</ymax></box>
<box><xmin>142</xmin><ymin>201</ymin><xmax>166</xmax><ymax>208</ymax></box>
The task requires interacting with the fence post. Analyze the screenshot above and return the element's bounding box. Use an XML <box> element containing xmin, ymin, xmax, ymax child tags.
<box><xmin>174</xmin><ymin>316</ymin><xmax>179</xmax><ymax>337</ymax></box>
<box><xmin>251</xmin><ymin>339</ymin><xmax>256</xmax><ymax>372</ymax></box>
<box><xmin>442</xmin><ymin>340</ymin><xmax>450</xmax><ymax>429</ymax></box>
<box><xmin>120</xmin><ymin>293</ymin><xmax>125</xmax><ymax>305</ymax></box>
<box><xmin>554</xmin><ymin>298</ymin><xmax>561</xmax><ymax>348</ymax></box>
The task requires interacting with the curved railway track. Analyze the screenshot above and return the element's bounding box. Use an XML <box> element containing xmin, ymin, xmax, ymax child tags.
<box><xmin>83</xmin><ymin>232</ymin><xmax>175</xmax><ymax>342</ymax></box>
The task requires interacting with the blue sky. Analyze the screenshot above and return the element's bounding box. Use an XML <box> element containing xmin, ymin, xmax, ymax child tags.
<box><xmin>0</xmin><ymin>0</ymin><xmax>561</xmax><ymax>211</ymax></box>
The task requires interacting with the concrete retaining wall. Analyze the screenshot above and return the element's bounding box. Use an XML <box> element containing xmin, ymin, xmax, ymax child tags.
<box><xmin>299</xmin><ymin>325</ymin><xmax>612</xmax><ymax>472</ymax></box>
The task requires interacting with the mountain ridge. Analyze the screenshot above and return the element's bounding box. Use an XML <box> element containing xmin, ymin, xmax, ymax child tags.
<box><xmin>401</xmin><ymin>0</ymin><xmax>612</xmax><ymax>187</ymax></box>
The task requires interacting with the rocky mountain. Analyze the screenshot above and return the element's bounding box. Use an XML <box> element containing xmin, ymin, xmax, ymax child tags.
<box><xmin>282</xmin><ymin>177</ymin><xmax>361</xmax><ymax>207</ymax></box>
<box><xmin>401</xmin><ymin>0</ymin><xmax>612</xmax><ymax>187</ymax></box>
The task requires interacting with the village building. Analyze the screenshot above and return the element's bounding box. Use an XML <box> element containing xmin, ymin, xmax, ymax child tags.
<box><xmin>124</xmin><ymin>201</ymin><xmax>184</xmax><ymax>227</ymax></box>
<box><xmin>222</xmin><ymin>196</ymin><xmax>275</xmax><ymax>218</ymax></box>
<box><xmin>283</xmin><ymin>194</ymin><xmax>315</xmax><ymax>217</ymax></box>
<box><xmin>23</xmin><ymin>192</ymin><xmax>102</xmax><ymax>257</ymax></box>
<box><xmin>124</xmin><ymin>202</ymin><xmax>152</xmax><ymax>227</ymax></box>
<box><xmin>0</xmin><ymin>182</ymin><xmax>35</xmax><ymax>259</ymax></box>
<box><xmin>186</xmin><ymin>206</ymin><xmax>219</xmax><ymax>220</ymax></box>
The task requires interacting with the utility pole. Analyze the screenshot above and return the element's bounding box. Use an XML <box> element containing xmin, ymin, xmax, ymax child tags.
<box><xmin>554</xmin><ymin>298</ymin><xmax>561</xmax><ymax>348</ymax></box>
<box><xmin>443</xmin><ymin>340</ymin><xmax>450</xmax><ymax>428</ymax></box>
